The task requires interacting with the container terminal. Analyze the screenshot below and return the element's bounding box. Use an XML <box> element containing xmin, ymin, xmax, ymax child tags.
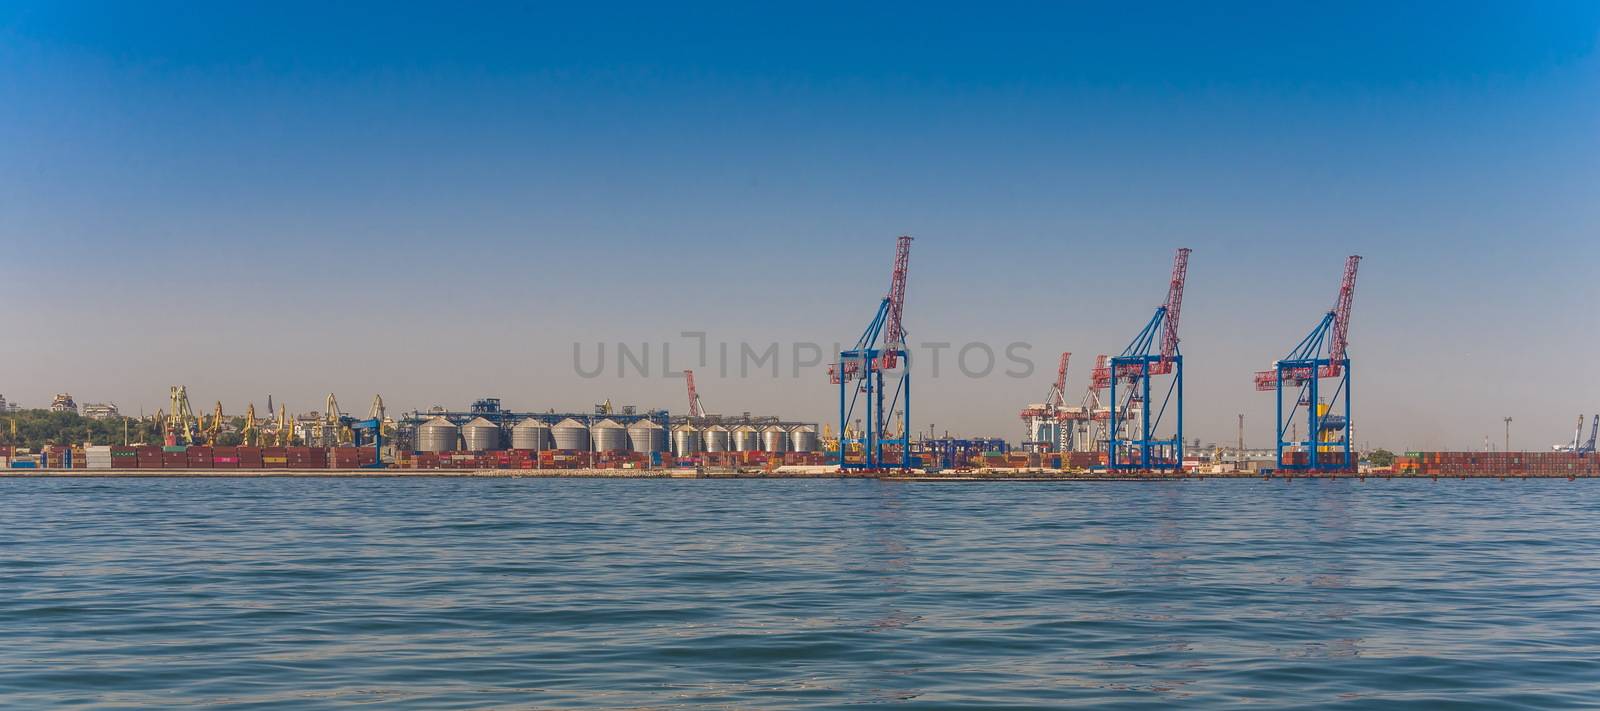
<box><xmin>4</xmin><ymin>239</ymin><xmax>1596</xmax><ymax>479</ymax></box>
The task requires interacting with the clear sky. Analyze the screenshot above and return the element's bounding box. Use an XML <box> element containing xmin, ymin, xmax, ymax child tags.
<box><xmin>3</xmin><ymin>2</ymin><xmax>1597</xmax><ymax>451</ymax></box>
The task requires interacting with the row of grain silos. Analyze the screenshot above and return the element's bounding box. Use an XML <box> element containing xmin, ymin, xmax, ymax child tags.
<box><xmin>669</xmin><ymin>424</ymin><xmax>818</xmax><ymax>456</ymax></box>
<box><xmin>414</xmin><ymin>416</ymin><xmax>671</xmax><ymax>454</ymax></box>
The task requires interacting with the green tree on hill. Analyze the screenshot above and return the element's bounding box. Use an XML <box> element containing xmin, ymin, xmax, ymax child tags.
<box><xmin>0</xmin><ymin>410</ymin><xmax>162</xmax><ymax>449</ymax></box>
<box><xmin>1367</xmin><ymin>448</ymin><xmax>1395</xmax><ymax>467</ymax></box>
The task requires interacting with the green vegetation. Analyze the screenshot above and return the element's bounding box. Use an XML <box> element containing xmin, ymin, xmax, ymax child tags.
<box><xmin>1367</xmin><ymin>448</ymin><xmax>1395</xmax><ymax>467</ymax></box>
<box><xmin>0</xmin><ymin>410</ymin><xmax>162</xmax><ymax>449</ymax></box>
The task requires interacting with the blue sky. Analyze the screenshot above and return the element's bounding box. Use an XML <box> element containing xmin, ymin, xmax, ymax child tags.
<box><xmin>3</xmin><ymin>2</ymin><xmax>1597</xmax><ymax>450</ymax></box>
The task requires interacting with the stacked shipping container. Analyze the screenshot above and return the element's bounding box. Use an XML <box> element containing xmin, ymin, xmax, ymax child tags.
<box><xmin>1394</xmin><ymin>451</ymin><xmax>1597</xmax><ymax>476</ymax></box>
<box><xmin>5</xmin><ymin>445</ymin><xmax>384</xmax><ymax>470</ymax></box>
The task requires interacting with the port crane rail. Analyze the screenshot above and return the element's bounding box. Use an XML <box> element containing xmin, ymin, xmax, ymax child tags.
<box><xmin>1255</xmin><ymin>255</ymin><xmax>1360</xmax><ymax>472</ymax></box>
<box><xmin>1108</xmin><ymin>249</ymin><xmax>1190</xmax><ymax>471</ymax></box>
<box><xmin>830</xmin><ymin>235</ymin><xmax>912</xmax><ymax>470</ymax></box>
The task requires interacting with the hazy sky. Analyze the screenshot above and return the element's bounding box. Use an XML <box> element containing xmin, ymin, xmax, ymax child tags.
<box><xmin>3</xmin><ymin>2</ymin><xmax>1597</xmax><ymax>451</ymax></box>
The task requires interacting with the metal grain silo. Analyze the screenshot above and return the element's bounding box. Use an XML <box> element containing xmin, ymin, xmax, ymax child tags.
<box><xmin>627</xmin><ymin>419</ymin><xmax>667</xmax><ymax>453</ymax></box>
<box><xmin>788</xmin><ymin>425</ymin><xmax>818</xmax><ymax>453</ymax></box>
<box><xmin>732</xmin><ymin>425</ymin><xmax>760</xmax><ymax>452</ymax></box>
<box><xmin>701</xmin><ymin>425</ymin><xmax>730</xmax><ymax>452</ymax></box>
<box><xmin>551</xmin><ymin>418</ymin><xmax>590</xmax><ymax>451</ymax></box>
<box><xmin>592</xmin><ymin>418</ymin><xmax>629</xmax><ymax>453</ymax></box>
<box><xmin>761</xmin><ymin>425</ymin><xmax>789</xmax><ymax>453</ymax></box>
<box><xmin>417</xmin><ymin>416</ymin><xmax>460</xmax><ymax>453</ymax></box>
<box><xmin>671</xmin><ymin>425</ymin><xmax>700</xmax><ymax>456</ymax></box>
<box><xmin>461</xmin><ymin>417</ymin><xmax>502</xmax><ymax>451</ymax></box>
<box><xmin>511</xmin><ymin>418</ymin><xmax>552</xmax><ymax>451</ymax></box>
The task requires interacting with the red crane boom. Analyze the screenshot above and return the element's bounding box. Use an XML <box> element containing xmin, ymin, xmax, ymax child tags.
<box><xmin>1021</xmin><ymin>351</ymin><xmax>1073</xmax><ymax>422</ymax></box>
<box><xmin>684</xmin><ymin>370</ymin><xmax>704</xmax><ymax>418</ymax></box>
<box><xmin>1050</xmin><ymin>352</ymin><xmax>1071</xmax><ymax>408</ymax></box>
<box><xmin>879</xmin><ymin>235</ymin><xmax>913</xmax><ymax>368</ymax></box>
<box><xmin>1089</xmin><ymin>354</ymin><xmax>1110</xmax><ymax>391</ymax></box>
<box><xmin>1325</xmin><ymin>254</ymin><xmax>1361</xmax><ymax>375</ymax></box>
<box><xmin>1254</xmin><ymin>254</ymin><xmax>1363</xmax><ymax>389</ymax></box>
<box><xmin>1159</xmin><ymin>247</ymin><xmax>1191</xmax><ymax>368</ymax></box>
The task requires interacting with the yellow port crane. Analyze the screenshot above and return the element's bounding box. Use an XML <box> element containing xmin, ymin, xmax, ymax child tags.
<box><xmin>319</xmin><ymin>393</ymin><xmax>351</xmax><ymax>446</ymax></box>
<box><xmin>831</xmin><ymin>419</ymin><xmax>865</xmax><ymax>456</ymax></box>
<box><xmin>276</xmin><ymin>403</ymin><xmax>294</xmax><ymax>446</ymax></box>
<box><xmin>166</xmin><ymin>386</ymin><xmax>199</xmax><ymax>446</ymax></box>
<box><xmin>203</xmin><ymin>401</ymin><xmax>225</xmax><ymax>445</ymax></box>
<box><xmin>242</xmin><ymin>403</ymin><xmax>259</xmax><ymax>446</ymax></box>
<box><xmin>369</xmin><ymin>394</ymin><xmax>394</xmax><ymax>436</ymax></box>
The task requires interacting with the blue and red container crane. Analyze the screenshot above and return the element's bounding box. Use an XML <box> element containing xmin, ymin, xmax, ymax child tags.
<box><xmin>1107</xmin><ymin>248</ymin><xmax>1191</xmax><ymax>471</ymax></box>
<box><xmin>1255</xmin><ymin>255</ymin><xmax>1361</xmax><ymax>472</ymax></box>
<box><xmin>830</xmin><ymin>236</ymin><xmax>913</xmax><ymax>471</ymax></box>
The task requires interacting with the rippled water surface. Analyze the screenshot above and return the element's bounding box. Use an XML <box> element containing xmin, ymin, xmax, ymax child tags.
<box><xmin>3</xmin><ymin>477</ymin><xmax>1599</xmax><ymax>709</ymax></box>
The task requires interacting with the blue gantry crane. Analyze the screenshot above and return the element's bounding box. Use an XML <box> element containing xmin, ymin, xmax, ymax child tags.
<box><xmin>1106</xmin><ymin>248</ymin><xmax>1191</xmax><ymax>471</ymax></box>
<box><xmin>1255</xmin><ymin>255</ymin><xmax>1361</xmax><ymax>472</ymax></box>
<box><xmin>830</xmin><ymin>236</ymin><xmax>913</xmax><ymax>471</ymax></box>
